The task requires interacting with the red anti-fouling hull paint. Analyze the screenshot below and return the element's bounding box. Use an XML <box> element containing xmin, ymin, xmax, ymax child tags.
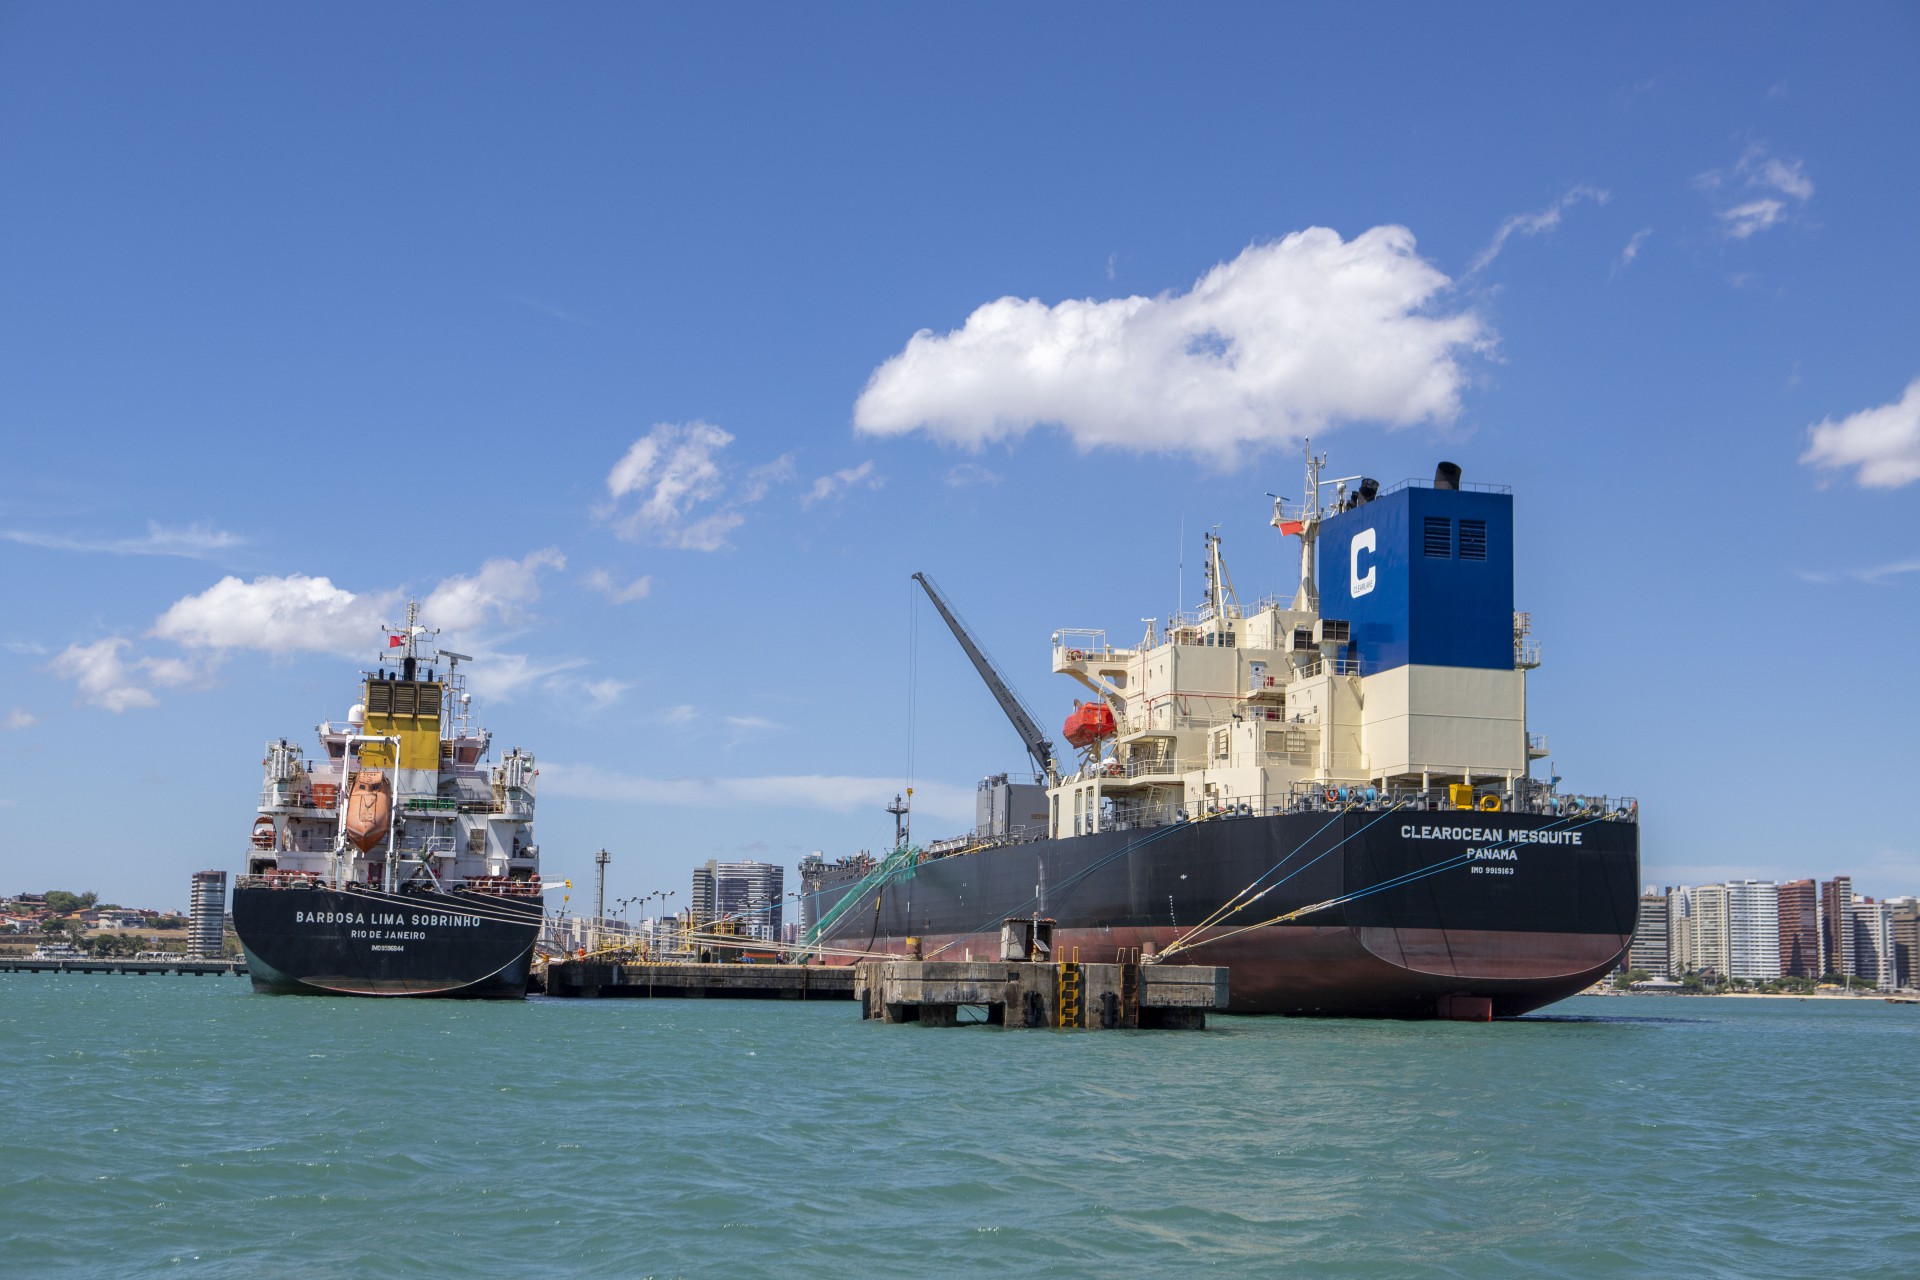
<box><xmin>811</xmin><ymin>807</ymin><xmax>1638</xmax><ymax>1018</ymax></box>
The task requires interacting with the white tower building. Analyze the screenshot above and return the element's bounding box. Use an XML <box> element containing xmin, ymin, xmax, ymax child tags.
<box><xmin>1724</xmin><ymin>880</ymin><xmax>1780</xmax><ymax>981</ymax></box>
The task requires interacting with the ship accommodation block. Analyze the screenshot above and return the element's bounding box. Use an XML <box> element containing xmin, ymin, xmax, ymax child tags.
<box><xmin>1044</xmin><ymin>482</ymin><xmax>1534</xmax><ymax>838</ymax></box>
<box><xmin>247</xmin><ymin>669</ymin><xmax>537</xmax><ymax>890</ymax></box>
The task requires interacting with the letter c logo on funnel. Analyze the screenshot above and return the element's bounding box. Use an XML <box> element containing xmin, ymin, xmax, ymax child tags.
<box><xmin>1350</xmin><ymin>528</ymin><xmax>1377</xmax><ymax>597</ymax></box>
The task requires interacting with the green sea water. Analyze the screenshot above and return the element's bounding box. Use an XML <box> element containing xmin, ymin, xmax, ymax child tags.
<box><xmin>3</xmin><ymin>976</ymin><xmax>1916</xmax><ymax>1278</ymax></box>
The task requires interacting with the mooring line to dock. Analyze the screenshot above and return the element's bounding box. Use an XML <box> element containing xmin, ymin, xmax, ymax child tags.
<box><xmin>1160</xmin><ymin>801</ymin><xmax>1407</xmax><ymax>958</ymax></box>
<box><xmin>1154</xmin><ymin>810</ymin><xmax>1620</xmax><ymax>961</ymax></box>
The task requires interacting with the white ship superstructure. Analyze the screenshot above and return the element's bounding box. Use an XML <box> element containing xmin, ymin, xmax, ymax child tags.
<box><xmin>244</xmin><ymin>603</ymin><xmax>542</xmax><ymax>897</ymax></box>
<box><xmin>1042</xmin><ymin>450</ymin><xmax>1558</xmax><ymax>840</ymax></box>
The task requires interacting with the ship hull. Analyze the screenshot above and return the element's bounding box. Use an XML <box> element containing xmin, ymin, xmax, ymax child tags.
<box><xmin>233</xmin><ymin>884</ymin><xmax>543</xmax><ymax>998</ymax></box>
<box><xmin>813</xmin><ymin>807</ymin><xmax>1638</xmax><ymax>1018</ymax></box>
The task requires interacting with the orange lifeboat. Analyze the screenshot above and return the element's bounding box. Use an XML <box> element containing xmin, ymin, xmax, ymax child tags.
<box><xmin>250</xmin><ymin>816</ymin><xmax>277</xmax><ymax>851</ymax></box>
<box><xmin>1063</xmin><ymin>702</ymin><xmax>1116</xmax><ymax>749</ymax></box>
<box><xmin>343</xmin><ymin>768</ymin><xmax>392</xmax><ymax>853</ymax></box>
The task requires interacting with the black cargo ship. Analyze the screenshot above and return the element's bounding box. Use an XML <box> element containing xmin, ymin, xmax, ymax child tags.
<box><xmin>804</xmin><ymin>455</ymin><xmax>1639</xmax><ymax>1019</ymax></box>
<box><xmin>807</xmin><ymin>802</ymin><xmax>1636</xmax><ymax>1017</ymax></box>
<box><xmin>233</xmin><ymin>883</ymin><xmax>542</xmax><ymax>998</ymax></box>
<box><xmin>232</xmin><ymin>606</ymin><xmax>547</xmax><ymax>998</ymax></box>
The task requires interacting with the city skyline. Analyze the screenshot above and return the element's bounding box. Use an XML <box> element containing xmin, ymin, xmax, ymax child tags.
<box><xmin>1643</xmin><ymin>874</ymin><xmax>1916</xmax><ymax>990</ymax></box>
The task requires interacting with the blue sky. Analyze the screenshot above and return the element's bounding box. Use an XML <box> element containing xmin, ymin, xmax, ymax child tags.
<box><xmin>3</xmin><ymin>4</ymin><xmax>1917</xmax><ymax>911</ymax></box>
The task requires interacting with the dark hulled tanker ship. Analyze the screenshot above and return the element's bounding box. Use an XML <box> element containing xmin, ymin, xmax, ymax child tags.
<box><xmin>232</xmin><ymin>607</ymin><xmax>545</xmax><ymax>997</ymax></box>
<box><xmin>804</xmin><ymin>454</ymin><xmax>1639</xmax><ymax>1019</ymax></box>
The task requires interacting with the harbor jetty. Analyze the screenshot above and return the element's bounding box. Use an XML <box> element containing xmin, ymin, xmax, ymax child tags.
<box><xmin>537</xmin><ymin>959</ymin><xmax>855</xmax><ymax>1000</ymax></box>
<box><xmin>0</xmin><ymin>956</ymin><xmax>244</xmax><ymax>977</ymax></box>
<box><xmin>855</xmin><ymin>957</ymin><xmax>1225</xmax><ymax>1028</ymax></box>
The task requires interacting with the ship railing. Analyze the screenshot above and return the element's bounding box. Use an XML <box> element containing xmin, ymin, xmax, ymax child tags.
<box><xmin>1053</xmin><ymin>630</ymin><xmax>1116</xmax><ymax>663</ymax></box>
<box><xmin>257</xmin><ymin>786</ymin><xmax>339</xmax><ymax>812</ymax></box>
<box><xmin>1074</xmin><ymin>757</ymin><xmax>1205</xmax><ymax>782</ymax></box>
<box><xmin>1377</xmin><ymin>477</ymin><xmax>1513</xmax><ymax>496</ymax></box>
<box><xmin>1278</xmin><ymin>782</ymin><xmax>1637</xmax><ymax>820</ymax></box>
<box><xmin>1292</xmin><ymin>657</ymin><xmax>1364</xmax><ymax>679</ymax></box>
<box><xmin>451</xmin><ymin>877</ymin><xmax>545</xmax><ymax>898</ymax></box>
<box><xmin>235</xmin><ymin>872</ymin><xmax>325</xmax><ymax>890</ymax></box>
<box><xmin>915</xmin><ymin>825</ymin><xmax>1053</xmax><ymax>862</ymax></box>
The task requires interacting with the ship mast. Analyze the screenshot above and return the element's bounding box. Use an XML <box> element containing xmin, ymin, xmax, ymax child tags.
<box><xmin>1274</xmin><ymin>440</ymin><xmax>1326</xmax><ymax>613</ymax></box>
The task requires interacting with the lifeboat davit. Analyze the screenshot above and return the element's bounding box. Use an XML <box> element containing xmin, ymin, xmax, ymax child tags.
<box><xmin>1063</xmin><ymin>703</ymin><xmax>1116</xmax><ymax>750</ymax></box>
<box><xmin>250</xmin><ymin>816</ymin><xmax>277</xmax><ymax>851</ymax></box>
<box><xmin>343</xmin><ymin>768</ymin><xmax>393</xmax><ymax>853</ymax></box>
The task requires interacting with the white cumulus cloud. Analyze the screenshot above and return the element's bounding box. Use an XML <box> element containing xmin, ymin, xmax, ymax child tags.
<box><xmin>3</xmin><ymin>708</ymin><xmax>37</xmax><ymax>731</ymax></box>
<box><xmin>152</xmin><ymin>574</ymin><xmax>397</xmax><ymax>656</ymax></box>
<box><xmin>423</xmin><ymin>549</ymin><xmax>565</xmax><ymax>633</ymax></box>
<box><xmin>853</xmin><ymin>227</ymin><xmax>1490</xmax><ymax>464</ymax></box>
<box><xmin>49</xmin><ymin>639</ymin><xmax>159</xmax><ymax>712</ymax></box>
<box><xmin>599</xmin><ymin>422</ymin><xmax>789</xmax><ymax>550</ymax></box>
<box><xmin>1801</xmin><ymin>378</ymin><xmax>1920</xmax><ymax>489</ymax></box>
<box><xmin>148</xmin><ymin>550</ymin><xmax>564</xmax><ymax>658</ymax></box>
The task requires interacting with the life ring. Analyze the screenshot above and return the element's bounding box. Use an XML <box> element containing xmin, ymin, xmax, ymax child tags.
<box><xmin>1478</xmin><ymin>794</ymin><xmax>1502</xmax><ymax>812</ymax></box>
<box><xmin>1068</xmin><ymin>649</ymin><xmax>1084</xmax><ymax>661</ymax></box>
<box><xmin>1325</xmin><ymin>788</ymin><xmax>1339</xmax><ymax>804</ymax></box>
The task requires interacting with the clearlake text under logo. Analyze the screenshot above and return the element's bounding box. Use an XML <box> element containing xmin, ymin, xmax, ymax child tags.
<box><xmin>1350</xmin><ymin>528</ymin><xmax>1376</xmax><ymax>597</ymax></box>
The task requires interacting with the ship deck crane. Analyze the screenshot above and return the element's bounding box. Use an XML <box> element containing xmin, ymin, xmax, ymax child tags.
<box><xmin>912</xmin><ymin>572</ymin><xmax>1056</xmax><ymax>785</ymax></box>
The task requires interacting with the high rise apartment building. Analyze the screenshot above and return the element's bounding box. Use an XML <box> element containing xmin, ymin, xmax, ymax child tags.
<box><xmin>1723</xmin><ymin>880</ymin><xmax>1779</xmax><ymax>981</ymax></box>
<box><xmin>1851</xmin><ymin>900</ymin><xmax>1896</xmax><ymax>992</ymax></box>
<box><xmin>1777</xmin><ymin>879</ymin><xmax>1820</xmax><ymax>978</ymax></box>
<box><xmin>691</xmin><ymin>860</ymin><xmax>786</xmax><ymax>943</ymax></box>
<box><xmin>1689</xmin><ymin>883</ymin><xmax>1730</xmax><ymax>977</ymax></box>
<box><xmin>1667</xmin><ymin>886</ymin><xmax>1693</xmax><ymax>978</ymax></box>
<box><xmin>1821</xmin><ymin>876</ymin><xmax>1855</xmax><ymax>979</ymax></box>
<box><xmin>1889</xmin><ymin>897</ymin><xmax>1918</xmax><ymax>989</ymax></box>
<box><xmin>1629</xmin><ymin>888</ymin><xmax>1669</xmax><ymax>975</ymax></box>
<box><xmin>188</xmin><ymin>870</ymin><xmax>227</xmax><ymax>960</ymax></box>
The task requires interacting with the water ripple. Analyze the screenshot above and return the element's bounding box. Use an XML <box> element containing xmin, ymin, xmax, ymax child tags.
<box><xmin>3</xmin><ymin>978</ymin><xmax>1918</xmax><ymax>1277</ymax></box>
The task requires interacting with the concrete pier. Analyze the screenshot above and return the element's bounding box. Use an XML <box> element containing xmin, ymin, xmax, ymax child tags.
<box><xmin>0</xmin><ymin>956</ymin><xmax>244</xmax><ymax>976</ymax></box>
<box><xmin>854</xmin><ymin>959</ymin><xmax>1226</xmax><ymax>1029</ymax></box>
<box><xmin>538</xmin><ymin>960</ymin><xmax>855</xmax><ymax>1000</ymax></box>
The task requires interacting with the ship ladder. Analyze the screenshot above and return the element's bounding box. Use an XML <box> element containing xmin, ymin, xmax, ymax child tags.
<box><xmin>1056</xmin><ymin>961</ymin><xmax>1082</xmax><ymax>1028</ymax></box>
<box><xmin>1119</xmin><ymin>961</ymin><xmax>1141</xmax><ymax>1029</ymax></box>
